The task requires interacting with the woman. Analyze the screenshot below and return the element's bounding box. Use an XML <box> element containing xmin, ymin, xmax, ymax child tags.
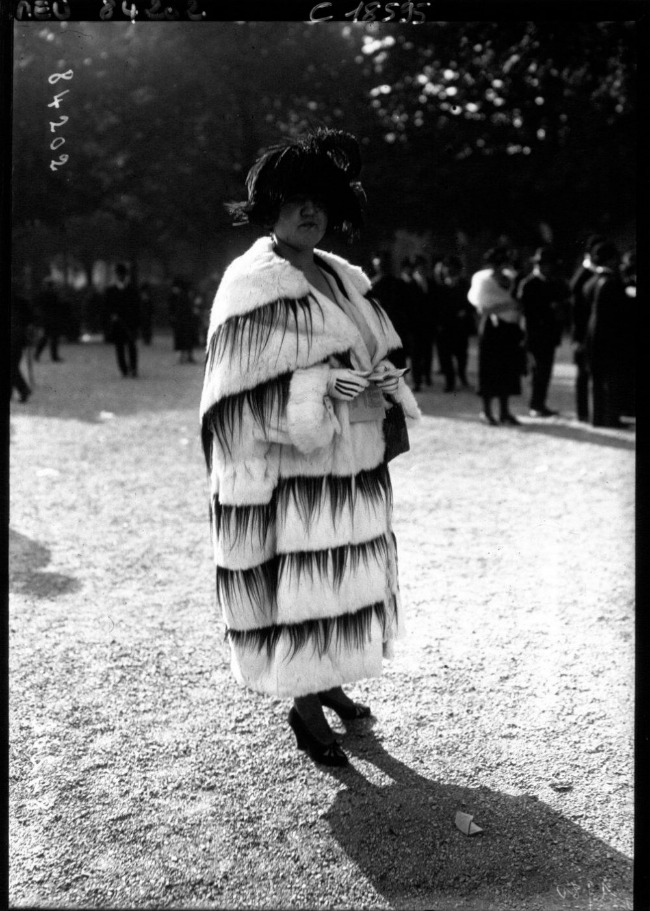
<box><xmin>468</xmin><ymin>247</ymin><xmax>523</xmax><ymax>425</ymax></box>
<box><xmin>199</xmin><ymin>129</ymin><xmax>419</xmax><ymax>767</ymax></box>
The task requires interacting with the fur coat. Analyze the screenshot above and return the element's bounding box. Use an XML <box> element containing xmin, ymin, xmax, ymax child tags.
<box><xmin>200</xmin><ymin>236</ymin><xmax>420</xmax><ymax>697</ymax></box>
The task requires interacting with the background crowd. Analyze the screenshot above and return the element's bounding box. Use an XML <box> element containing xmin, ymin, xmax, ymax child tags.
<box><xmin>370</xmin><ymin>233</ymin><xmax>634</xmax><ymax>429</ymax></box>
<box><xmin>10</xmin><ymin>20</ymin><xmax>636</xmax><ymax>434</ymax></box>
<box><xmin>11</xmin><ymin>230</ymin><xmax>635</xmax><ymax>432</ymax></box>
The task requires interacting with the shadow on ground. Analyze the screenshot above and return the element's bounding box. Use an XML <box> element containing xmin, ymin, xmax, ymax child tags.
<box><xmin>321</xmin><ymin>727</ymin><xmax>631</xmax><ymax>909</ymax></box>
<box><xmin>9</xmin><ymin>528</ymin><xmax>81</xmax><ymax>599</ymax></box>
<box><xmin>414</xmin><ymin>390</ymin><xmax>635</xmax><ymax>452</ymax></box>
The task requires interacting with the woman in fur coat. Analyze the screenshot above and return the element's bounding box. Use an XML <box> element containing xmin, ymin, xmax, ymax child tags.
<box><xmin>468</xmin><ymin>246</ymin><xmax>523</xmax><ymax>426</ymax></box>
<box><xmin>200</xmin><ymin>130</ymin><xmax>420</xmax><ymax>767</ymax></box>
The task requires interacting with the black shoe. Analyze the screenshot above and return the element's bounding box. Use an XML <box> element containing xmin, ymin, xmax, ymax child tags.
<box><xmin>318</xmin><ymin>692</ymin><xmax>371</xmax><ymax>721</ymax></box>
<box><xmin>443</xmin><ymin>384</ymin><xmax>455</xmax><ymax>394</ymax></box>
<box><xmin>288</xmin><ymin>707</ymin><xmax>349</xmax><ymax>767</ymax></box>
<box><xmin>529</xmin><ymin>407</ymin><xmax>557</xmax><ymax>418</ymax></box>
<box><xmin>52</xmin><ymin>357</ymin><xmax>64</xmax><ymax>363</ymax></box>
<box><xmin>19</xmin><ymin>389</ymin><xmax>31</xmax><ymax>403</ymax></box>
<box><xmin>500</xmin><ymin>413</ymin><xmax>521</xmax><ymax>426</ymax></box>
<box><xmin>480</xmin><ymin>411</ymin><xmax>498</xmax><ymax>426</ymax></box>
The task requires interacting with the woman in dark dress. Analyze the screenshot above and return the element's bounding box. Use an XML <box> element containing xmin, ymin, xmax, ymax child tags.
<box><xmin>468</xmin><ymin>247</ymin><xmax>523</xmax><ymax>425</ymax></box>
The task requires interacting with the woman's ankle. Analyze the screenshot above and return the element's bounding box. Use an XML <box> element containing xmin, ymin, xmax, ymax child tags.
<box><xmin>294</xmin><ymin>695</ymin><xmax>335</xmax><ymax>743</ymax></box>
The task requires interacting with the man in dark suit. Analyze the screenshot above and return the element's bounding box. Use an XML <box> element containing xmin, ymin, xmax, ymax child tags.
<box><xmin>105</xmin><ymin>263</ymin><xmax>141</xmax><ymax>378</ymax></box>
<box><xmin>582</xmin><ymin>242</ymin><xmax>630</xmax><ymax>428</ymax></box>
<box><xmin>435</xmin><ymin>254</ymin><xmax>474</xmax><ymax>392</ymax></box>
<box><xmin>34</xmin><ymin>277</ymin><xmax>65</xmax><ymax>363</ymax></box>
<box><xmin>518</xmin><ymin>246</ymin><xmax>568</xmax><ymax>417</ymax></box>
<box><xmin>569</xmin><ymin>234</ymin><xmax>604</xmax><ymax>422</ymax></box>
<box><xmin>409</xmin><ymin>255</ymin><xmax>438</xmax><ymax>392</ymax></box>
<box><xmin>369</xmin><ymin>251</ymin><xmax>410</xmax><ymax>368</ymax></box>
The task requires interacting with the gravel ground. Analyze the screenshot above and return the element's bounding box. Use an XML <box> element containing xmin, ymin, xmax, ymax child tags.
<box><xmin>9</xmin><ymin>336</ymin><xmax>634</xmax><ymax>910</ymax></box>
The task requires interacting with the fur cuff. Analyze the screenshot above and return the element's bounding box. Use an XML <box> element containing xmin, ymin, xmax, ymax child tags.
<box><xmin>375</xmin><ymin>359</ymin><xmax>421</xmax><ymax>421</ymax></box>
<box><xmin>392</xmin><ymin>380</ymin><xmax>421</xmax><ymax>421</ymax></box>
<box><xmin>286</xmin><ymin>365</ymin><xmax>341</xmax><ymax>453</ymax></box>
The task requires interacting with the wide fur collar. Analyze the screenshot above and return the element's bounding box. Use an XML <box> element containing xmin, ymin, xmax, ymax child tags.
<box><xmin>208</xmin><ymin>236</ymin><xmax>372</xmax><ymax>334</ymax></box>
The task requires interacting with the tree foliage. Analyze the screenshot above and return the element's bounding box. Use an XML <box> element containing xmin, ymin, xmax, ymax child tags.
<box><xmin>12</xmin><ymin>19</ymin><xmax>636</xmax><ymax>278</ymax></box>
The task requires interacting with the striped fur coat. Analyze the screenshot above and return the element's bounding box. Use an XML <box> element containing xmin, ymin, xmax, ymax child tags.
<box><xmin>200</xmin><ymin>236</ymin><xmax>420</xmax><ymax>697</ymax></box>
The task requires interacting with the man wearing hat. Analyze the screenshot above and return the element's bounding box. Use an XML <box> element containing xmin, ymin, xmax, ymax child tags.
<box><xmin>569</xmin><ymin>234</ymin><xmax>605</xmax><ymax>421</ymax></box>
<box><xmin>517</xmin><ymin>246</ymin><xmax>567</xmax><ymax>417</ymax></box>
<box><xmin>105</xmin><ymin>263</ymin><xmax>141</xmax><ymax>378</ymax></box>
<box><xmin>582</xmin><ymin>241</ymin><xmax>631</xmax><ymax>428</ymax></box>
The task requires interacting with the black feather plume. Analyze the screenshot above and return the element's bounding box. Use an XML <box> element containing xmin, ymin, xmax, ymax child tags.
<box><xmin>277</xmin><ymin>534</ymin><xmax>389</xmax><ymax>590</ymax></box>
<box><xmin>226</xmin><ymin>596</ymin><xmax>397</xmax><ymax>662</ymax></box>
<box><xmin>363</xmin><ymin>293</ymin><xmax>391</xmax><ymax>330</ymax></box>
<box><xmin>215</xmin><ymin>559</ymin><xmax>278</xmax><ymax>623</ymax></box>
<box><xmin>213</xmin><ymin>495</ymin><xmax>277</xmax><ymax>551</ymax></box>
<box><xmin>277</xmin><ymin>463</ymin><xmax>392</xmax><ymax>530</ymax></box>
<box><xmin>205</xmin><ymin>296</ymin><xmax>322</xmax><ymax>377</ymax></box>
<box><xmin>202</xmin><ymin>373</ymin><xmax>292</xmax><ymax>459</ymax></box>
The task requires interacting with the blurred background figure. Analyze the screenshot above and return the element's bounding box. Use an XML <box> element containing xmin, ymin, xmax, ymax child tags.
<box><xmin>569</xmin><ymin>234</ymin><xmax>604</xmax><ymax>422</ymax></box>
<box><xmin>192</xmin><ymin>288</ymin><xmax>209</xmax><ymax>349</ymax></box>
<box><xmin>620</xmin><ymin>250</ymin><xmax>636</xmax><ymax>419</ymax></box>
<box><xmin>410</xmin><ymin>254</ymin><xmax>438</xmax><ymax>392</ymax></box>
<box><xmin>168</xmin><ymin>277</ymin><xmax>198</xmax><ymax>364</ymax></box>
<box><xmin>398</xmin><ymin>257</ymin><xmax>420</xmax><ymax>385</ymax></box>
<box><xmin>583</xmin><ymin>242</ymin><xmax>631</xmax><ymax>428</ymax></box>
<box><xmin>34</xmin><ymin>277</ymin><xmax>65</xmax><ymax>363</ymax></box>
<box><xmin>139</xmin><ymin>282</ymin><xmax>154</xmax><ymax>346</ymax></box>
<box><xmin>11</xmin><ymin>284</ymin><xmax>34</xmax><ymax>403</ymax></box>
<box><xmin>518</xmin><ymin>246</ymin><xmax>568</xmax><ymax>417</ymax></box>
<box><xmin>370</xmin><ymin>251</ymin><xmax>409</xmax><ymax>368</ymax></box>
<box><xmin>468</xmin><ymin>246</ymin><xmax>523</xmax><ymax>426</ymax></box>
<box><xmin>435</xmin><ymin>254</ymin><xmax>474</xmax><ymax>393</ymax></box>
<box><xmin>105</xmin><ymin>263</ymin><xmax>141</xmax><ymax>378</ymax></box>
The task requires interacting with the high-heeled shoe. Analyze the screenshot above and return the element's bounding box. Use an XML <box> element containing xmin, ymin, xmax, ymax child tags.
<box><xmin>288</xmin><ymin>707</ymin><xmax>349</xmax><ymax>767</ymax></box>
<box><xmin>318</xmin><ymin>691</ymin><xmax>372</xmax><ymax>721</ymax></box>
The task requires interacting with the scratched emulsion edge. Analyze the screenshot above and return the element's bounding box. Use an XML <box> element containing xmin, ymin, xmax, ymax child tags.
<box><xmin>9</xmin><ymin>0</ymin><xmax>446</xmax><ymax>24</ymax></box>
<box><xmin>7</xmin><ymin>4</ymin><xmax>641</xmax><ymax>911</ymax></box>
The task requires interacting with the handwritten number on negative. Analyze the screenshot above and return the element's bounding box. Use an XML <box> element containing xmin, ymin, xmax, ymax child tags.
<box><xmin>49</xmin><ymin>115</ymin><xmax>69</xmax><ymax>132</ymax></box>
<box><xmin>47</xmin><ymin>90</ymin><xmax>70</xmax><ymax>109</ymax></box>
<box><xmin>48</xmin><ymin>69</ymin><xmax>74</xmax><ymax>84</ymax></box>
<box><xmin>49</xmin><ymin>155</ymin><xmax>69</xmax><ymax>172</ymax></box>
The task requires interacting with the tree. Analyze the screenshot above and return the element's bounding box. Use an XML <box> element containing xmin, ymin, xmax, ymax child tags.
<box><xmin>12</xmin><ymin>20</ymin><xmax>636</xmax><ymax>283</ymax></box>
<box><xmin>353</xmin><ymin>20</ymin><xmax>636</xmax><ymax>244</ymax></box>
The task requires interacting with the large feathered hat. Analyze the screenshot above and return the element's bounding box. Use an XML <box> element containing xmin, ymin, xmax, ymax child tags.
<box><xmin>226</xmin><ymin>128</ymin><xmax>366</xmax><ymax>238</ymax></box>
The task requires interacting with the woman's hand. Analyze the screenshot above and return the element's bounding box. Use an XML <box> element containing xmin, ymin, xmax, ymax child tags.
<box><xmin>368</xmin><ymin>364</ymin><xmax>405</xmax><ymax>396</ymax></box>
<box><xmin>326</xmin><ymin>368</ymin><xmax>370</xmax><ymax>401</ymax></box>
<box><xmin>371</xmin><ymin>372</ymin><xmax>400</xmax><ymax>395</ymax></box>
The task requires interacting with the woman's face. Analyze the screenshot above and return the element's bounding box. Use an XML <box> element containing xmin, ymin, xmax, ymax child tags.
<box><xmin>273</xmin><ymin>195</ymin><xmax>328</xmax><ymax>251</ymax></box>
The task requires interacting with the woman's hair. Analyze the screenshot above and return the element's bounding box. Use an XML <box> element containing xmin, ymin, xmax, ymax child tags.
<box><xmin>226</xmin><ymin>128</ymin><xmax>366</xmax><ymax>238</ymax></box>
